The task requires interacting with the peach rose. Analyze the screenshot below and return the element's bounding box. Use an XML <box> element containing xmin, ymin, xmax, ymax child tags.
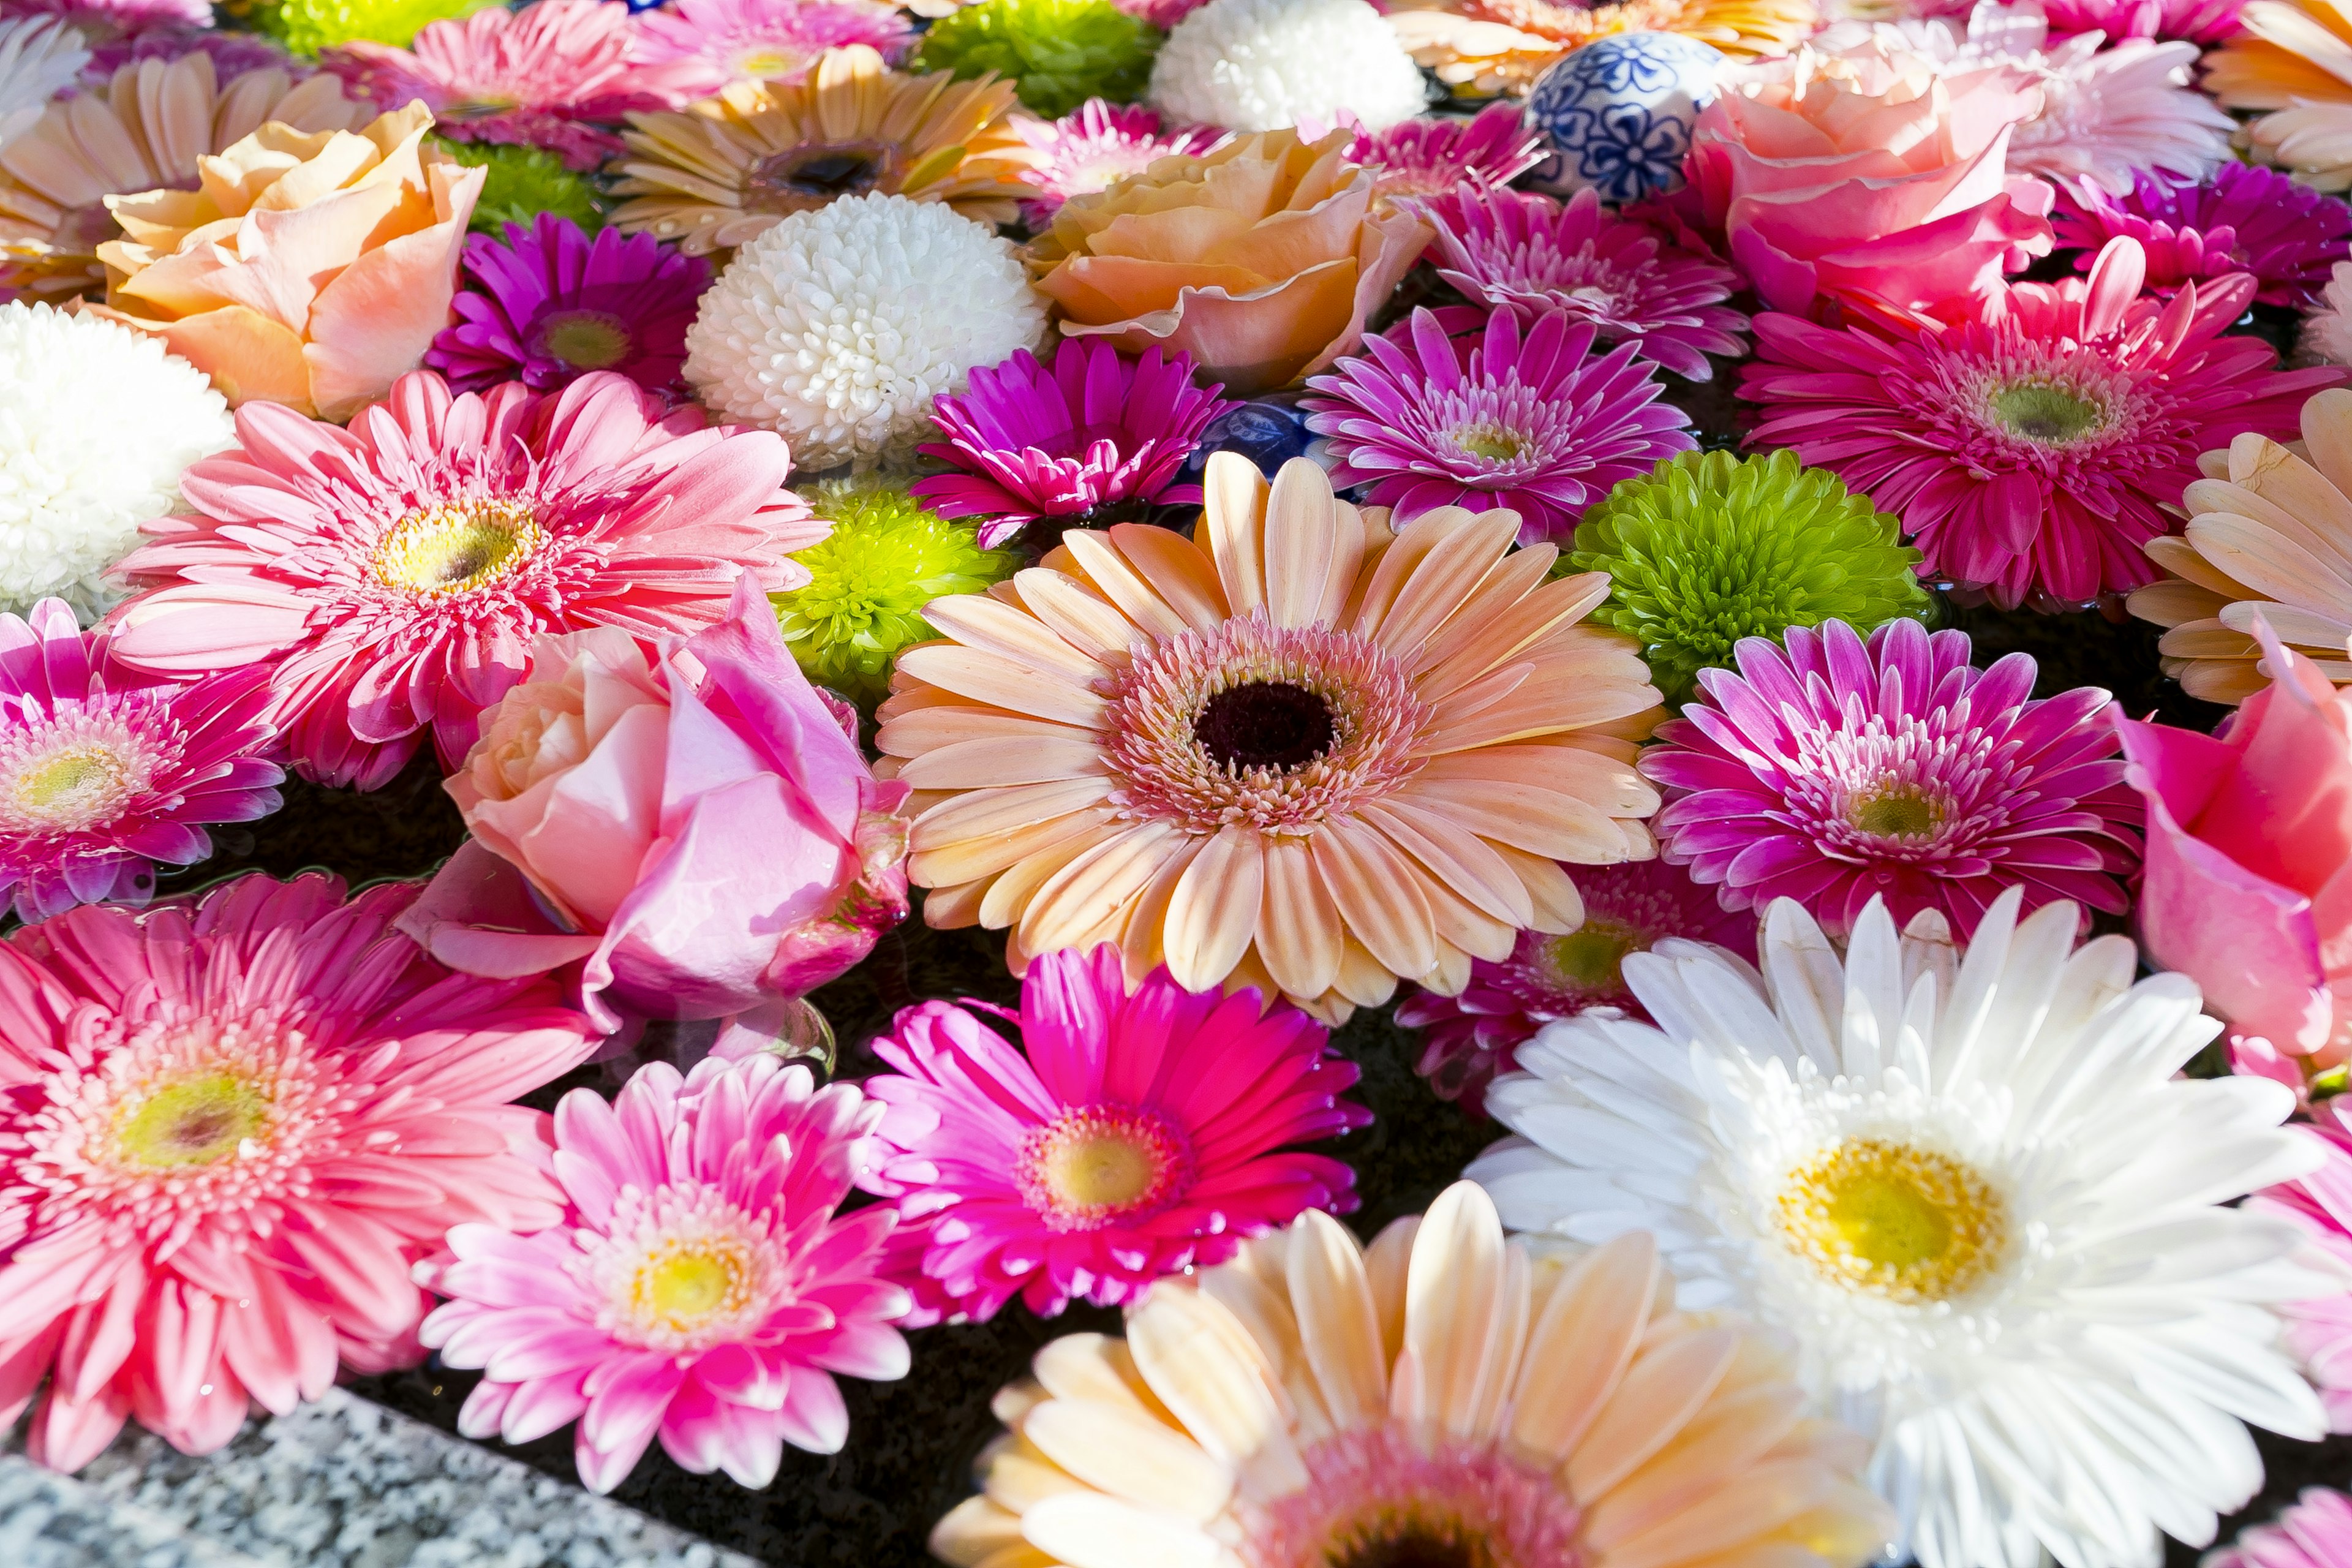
<box><xmin>88</xmin><ymin>101</ymin><xmax>481</xmax><ymax>421</ymax></box>
<box><xmin>1689</xmin><ymin>40</ymin><xmax>2052</xmax><ymax>322</ymax></box>
<box><xmin>1030</xmin><ymin>127</ymin><xmax>1431</xmax><ymax>396</ymax></box>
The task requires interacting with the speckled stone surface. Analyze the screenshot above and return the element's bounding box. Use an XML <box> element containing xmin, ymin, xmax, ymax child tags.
<box><xmin>1</xmin><ymin>1388</ymin><xmax>758</xmax><ymax>1568</ymax></box>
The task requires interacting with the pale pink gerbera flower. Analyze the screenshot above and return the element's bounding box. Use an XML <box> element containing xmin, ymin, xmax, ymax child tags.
<box><xmin>1344</xmin><ymin>100</ymin><xmax>1547</xmax><ymax>207</ymax></box>
<box><xmin>1005</xmin><ymin>99</ymin><xmax>1224</xmax><ymax>228</ymax></box>
<box><xmin>2206</xmin><ymin>1490</ymin><xmax>2352</xmax><ymax>1568</ymax></box>
<box><xmin>0</xmin><ymin>598</ymin><xmax>282</xmax><ymax>924</ymax></box>
<box><xmin>1641</xmin><ymin>617</ymin><xmax>2143</xmax><ymax>938</ymax></box>
<box><xmin>105</xmin><ymin>369</ymin><xmax>820</xmax><ymax>791</ymax></box>
<box><xmin>859</xmin><ymin>946</ymin><xmax>1369</xmax><ymax>1324</ymax></box>
<box><xmin>625</xmin><ymin>0</ymin><xmax>914</xmax><ymax>97</ymax></box>
<box><xmin>322</xmin><ymin>0</ymin><xmax>695</xmax><ymax>172</ymax></box>
<box><xmin>1740</xmin><ymin>239</ymin><xmax>2339</xmax><ymax>607</ymax></box>
<box><xmin>1418</xmin><ymin>181</ymin><xmax>1749</xmax><ymax>380</ymax></box>
<box><xmin>0</xmin><ymin>873</ymin><xmax>597</xmax><ymax>1471</ymax></box>
<box><xmin>2244</xmin><ymin>1104</ymin><xmax>2352</xmax><ymax>1435</ymax></box>
<box><xmin>417</xmin><ymin>1054</ymin><xmax>910</xmax><ymax>1494</ymax></box>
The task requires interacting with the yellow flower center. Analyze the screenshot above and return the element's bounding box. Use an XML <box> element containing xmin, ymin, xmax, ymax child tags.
<box><xmin>373</xmin><ymin>500</ymin><xmax>544</xmax><ymax>597</ymax></box>
<box><xmin>1777</xmin><ymin>1137</ymin><xmax>2008</xmax><ymax>1304</ymax></box>
<box><xmin>1016</xmin><ymin>1105</ymin><xmax>1192</xmax><ymax>1232</ymax></box>
<box><xmin>1450</xmin><ymin>423</ymin><xmax>1527</xmax><ymax>463</ymax></box>
<box><xmin>731</xmin><ymin>44</ymin><xmax>816</xmax><ymax>78</ymax></box>
<box><xmin>632</xmin><ymin>1240</ymin><xmax>754</xmax><ymax>1332</ymax></box>
<box><xmin>7</xmin><ymin>743</ymin><xmax>135</xmax><ymax>831</ymax></box>
<box><xmin>1848</xmin><ymin>783</ymin><xmax>1944</xmax><ymax>841</ymax></box>
<box><xmin>113</xmin><ymin>1070</ymin><xmax>270</xmax><ymax>1169</ymax></box>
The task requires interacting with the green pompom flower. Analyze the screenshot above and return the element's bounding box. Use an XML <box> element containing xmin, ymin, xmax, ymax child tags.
<box><xmin>912</xmin><ymin>0</ymin><xmax>1161</xmax><ymax>119</ymax></box>
<box><xmin>257</xmin><ymin>0</ymin><xmax>498</xmax><ymax>56</ymax></box>
<box><xmin>431</xmin><ymin>140</ymin><xmax>606</xmax><ymax>238</ymax></box>
<box><xmin>775</xmin><ymin>480</ymin><xmax>1019</xmax><ymax>703</ymax></box>
<box><xmin>1567</xmin><ymin>449</ymin><xmax>1932</xmax><ymax>705</ymax></box>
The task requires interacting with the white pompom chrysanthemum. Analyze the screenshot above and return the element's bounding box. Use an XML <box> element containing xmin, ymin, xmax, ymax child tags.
<box><xmin>0</xmin><ymin>17</ymin><xmax>87</xmax><ymax>154</ymax></box>
<box><xmin>0</xmin><ymin>303</ymin><xmax>233</xmax><ymax>622</ymax></box>
<box><xmin>1149</xmin><ymin>0</ymin><xmax>1429</xmax><ymax>135</ymax></box>
<box><xmin>685</xmin><ymin>192</ymin><xmax>1045</xmax><ymax>472</ymax></box>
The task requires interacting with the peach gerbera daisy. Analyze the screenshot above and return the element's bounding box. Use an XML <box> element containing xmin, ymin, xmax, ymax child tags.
<box><xmin>931</xmin><ymin>1182</ymin><xmax>1893</xmax><ymax>1568</ymax></box>
<box><xmin>2209</xmin><ymin>0</ymin><xmax>2352</xmax><ymax>190</ymax></box>
<box><xmin>1388</xmin><ymin>0</ymin><xmax>1817</xmax><ymax>97</ymax></box>
<box><xmin>606</xmin><ymin>43</ymin><xmax>1035</xmax><ymax>256</ymax></box>
<box><xmin>0</xmin><ymin>52</ymin><xmax>369</xmax><ymax>299</ymax></box>
<box><xmin>876</xmin><ymin>453</ymin><xmax>1664</xmax><ymax>1023</ymax></box>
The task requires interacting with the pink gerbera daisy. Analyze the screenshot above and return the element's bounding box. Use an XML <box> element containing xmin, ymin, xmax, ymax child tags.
<box><xmin>0</xmin><ymin>598</ymin><xmax>282</xmax><ymax>924</ymax></box>
<box><xmin>322</xmin><ymin>0</ymin><xmax>693</xmax><ymax>172</ymax></box>
<box><xmin>105</xmin><ymin>369</ymin><xmax>820</xmax><ymax>791</ymax></box>
<box><xmin>1640</xmin><ymin>617</ymin><xmax>2143</xmax><ymax>938</ymax></box>
<box><xmin>1912</xmin><ymin>0</ymin><xmax>2248</xmax><ymax>43</ymax></box>
<box><xmin>1417</xmin><ymin>181</ymin><xmax>1750</xmax><ymax>380</ymax></box>
<box><xmin>911</xmin><ymin>337</ymin><xmax>1235</xmax><ymax>549</ymax></box>
<box><xmin>2054</xmin><ymin>164</ymin><xmax>2352</xmax><ymax>309</ymax></box>
<box><xmin>858</xmin><ymin>946</ymin><xmax>1370</xmax><ymax>1324</ymax></box>
<box><xmin>1740</xmin><ymin>238</ymin><xmax>2338</xmax><ymax>607</ymax></box>
<box><xmin>624</xmin><ymin>0</ymin><xmax>914</xmax><ymax>97</ymax></box>
<box><xmin>1345</xmin><ymin>101</ymin><xmax>1547</xmax><ymax>207</ymax></box>
<box><xmin>1005</xmin><ymin>99</ymin><xmax>1224</xmax><ymax>229</ymax></box>
<box><xmin>0</xmin><ymin>873</ymin><xmax>597</xmax><ymax>1472</ymax></box>
<box><xmin>2245</xmin><ymin>1104</ymin><xmax>2352</xmax><ymax>1436</ymax></box>
<box><xmin>417</xmin><ymin>1054</ymin><xmax>910</xmax><ymax>1494</ymax></box>
<box><xmin>1303</xmin><ymin>305</ymin><xmax>1695</xmax><ymax>544</ymax></box>
<box><xmin>80</xmin><ymin>23</ymin><xmax>293</xmax><ymax>81</ymax></box>
<box><xmin>2205</xmin><ymin>1490</ymin><xmax>2352</xmax><ymax>1568</ymax></box>
<box><xmin>1395</xmin><ymin>858</ymin><xmax>1755</xmax><ymax>1116</ymax></box>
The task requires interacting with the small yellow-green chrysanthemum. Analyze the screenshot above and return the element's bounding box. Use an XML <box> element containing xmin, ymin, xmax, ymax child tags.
<box><xmin>257</xmin><ymin>0</ymin><xmax>499</xmax><ymax>56</ymax></box>
<box><xmin>775</xmin><ymin>479</ymin><xmax>1018</xmax><ymax>703</ymax></box>
<box><xmin>432</xmin><ymin>139</ymin><xmax>606</xmax><ymax>238</ymax></box>
<box><xmin>1569</xmin><ymin>449</ymin><xmax>1932</xmax><ymax>704</ymax></box>
<box><xmin>913</xmin><ymin>0</ymin><xmax>1161</xmax><ymax>119</ymax></box>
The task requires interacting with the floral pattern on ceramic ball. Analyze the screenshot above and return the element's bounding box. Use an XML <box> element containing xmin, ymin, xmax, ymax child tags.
<box><xmin>1527</xmin><ymin>30</ymin><xmax>1726</xmax><ymax>203</ymax></box>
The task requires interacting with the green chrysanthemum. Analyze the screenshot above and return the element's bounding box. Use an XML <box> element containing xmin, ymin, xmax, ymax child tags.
<box><xmin>775</xmin><ymin>480</ymin><xmax>1019</xmax><ymax>703</ymax></box>
<box><xmin>1567</xmin><ymin>449</ymin><xmax>1932</xmax><ymax>705</ymax></box>
<box><xmin>431</xmin><ymin>140</ymin><xmax>606</xmax><ymax>238</ymax></box>
<box><xmin>256</xmin><ymin>0</ymin><xmax>498</xmax><ymax>56</ymax></box>
<box><xmin>912</xmin><ymin>0</ymin><xmax>1161</xmax><ymax>119</ymax></box>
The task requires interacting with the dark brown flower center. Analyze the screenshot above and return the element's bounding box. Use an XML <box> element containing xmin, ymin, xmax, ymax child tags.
<box><xmin>744</xmin><ymin>142</ymin><xmax>896</xmax><ymax>213</ymax></box>
<box><xmin>1194</xmin><ymin>681</ymin><xmax>1336</xmax><ymax>772</ymax></box>
<box><xmin>1329</xmin><ymin>1521</ymin><xmax>1490</xmax><ymax>1568</ymax></box>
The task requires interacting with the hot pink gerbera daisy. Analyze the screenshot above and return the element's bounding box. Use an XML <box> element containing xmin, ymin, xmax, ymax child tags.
<box><xmin>1395</xmin><ymin>858</ymin><xmax>1755</xmax><ymax>1116</ymax></box>
<box><xmin>1303</xmin><ymin>305</ymin><xmax>1695</xmax><ymax>544</ymax></box>
<box><xmin>2053</xmin><ymin>164</ymin><xmax>2352</xmax><ymax>309</ymax></box>
<box><xmin>911</xmin><ymin>338</ymin><xmax>1235</xmax><ymax>549</ymax></box>
<box><xmin>322</xmin><ymin>0</ymin><xmax>693</xmax><ymax>172</ymax></box>
<box><xmin>416</xmin><ymin>1054</ymin><xmax>910</xmax><ymax>1494</ymax></box>
<box><xmin>624</xmin><ymin>0</ymin><xmax>914</xmax><ymax>97</ymax></box>
<box><xmin>1918</xmin><ymin>0</ymin><xmax>2246</xmax><ymax>43</ymax></box>
<box><xmin>2245</xmin><ymin>1105</ymin><xmax>2352</xmax><ymax>1435</ymax></box>
<box><xmin>1005</xmin><ymin>99</ymin><xmax>1224</xmax><ymax>229</ymax></box>
<box><xmin>1417</xmin><ymin>181</ymin><xmax>1749</xmax><ymax>380</ymax></box>
<box><xmin>1345</xmin><ymin>101</ymin><xmax>1547</xmax><ymax>207</ymax></box>
<box><xmin>105</xmin><ymin>369</ymin><xmax>820</xmax><ymax>791</ymax></box>
<box><xmin>0</xmin><ymin>598</ymin><xmax>282</xmax><ymax>924</ymax></box>
<box><xmin>1740</xmin><ymin>238</ymin><xmax>2338</xmax><ymax>607</ymax></box>
<box><xmin>858</xmin><ymin>946</ymin><xmax>1369</xmax><ymax>1324</ymax></box>
<box><xmin>1640</xmin><ymin>617</ymin><xmax>2142</xmax><ymax>938</ymax></box>
<box><xmin>0</xmin><ymin>873</ymin><xmax>597</xmax><ymax>1471</ymax></box>
<box><xmin>2206</xmin><ymin>1490</ymin><xmax>2352</xmax><ymax>1568</ymax></box>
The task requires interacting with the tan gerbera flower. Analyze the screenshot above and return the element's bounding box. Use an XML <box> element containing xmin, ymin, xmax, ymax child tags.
<box><xmin>875</xmin><ymin>453</ymin><xmax>1664</xmax><ymax>1023</ymax></box>
<box><xmin>0</xmin><ymin>53</ymin><xmax>370</xmax><ymax>300</ymax></box>
<box><xmin>605</xmin><ymin>43</ymin><xmax>1036</xmax><ymax>256</ymax></box>
<box><xmin>2209</xmin><ymin>0</ymin><xmax>2352</xmax><ymax>190</ymax></box>
<box><xmin>1389</xmin><ymin>0</ymin><xmax>1818</xmax><ymax>96</ymax></box>
<box><xmin>2128</xmin><ymin>388</ymin><xmax>2352</xmax><ymax>704</ymax></box>
<box><xmin>932</xmin><ymin>1184</ymin><xmax>1892</xmax><ymax>1568</ymax></box>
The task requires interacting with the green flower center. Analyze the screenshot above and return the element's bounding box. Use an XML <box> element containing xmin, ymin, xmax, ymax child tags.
<box><xmin>1849</xmin><ymin>783</ymin><xmax>1944</xmax><ymax>840</ymax></box>
<box><xmin>1451</xmin><ymin>423</ymin><xmax>1527</xmax><ymax>463</ymax></box>
<box><xmin>374</xmin><ymin>499</ymin><xmax>543</xmax><ymax>597</ymax></box>
<box><xmin>1537</xmin><ymin>918</ymin><xmax>1638</xmax><ymax>999</ymax></box>
<box><xmin>530</xmin><ymin>309</ymin><xmax>633</xmax><ymax>370</ymax></box>
<box><xmin>1987</xmin><ymin>381</ymin><xmax>2106</xmax><ymax>445</ymax></box>
<box><xmin>114</xmin><ymin>1071</ymin><xmax>270</xmax><ymax>1169</ymax></box>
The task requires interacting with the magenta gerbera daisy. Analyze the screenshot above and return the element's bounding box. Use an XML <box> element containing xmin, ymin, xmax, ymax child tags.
<box><xmin>1346</xmin><ymin>101</ymin><xmax>1547</xmax><ymax>208</ymax></box>
<box><xmin>623</xmin><ymin>0</ymin><xmax>914</xmax><ymax>97</ymax></box>
<box><xmin>1417</xmin><ymin>181</ymin><xmax>1749</xmax><ymax>380</ymax></box>
<box><xmin>322</xmin><ymin>0</ymin><xmax>693</xmax><ymax>172</ymax></box>
<box><xmin>426</xmin><ymin>214</ymin><xmax>709</xmax><ymax>399</ymax></box>
<box><xmin>911</xmin><ymin>338</ymin><xmax>1236</xmax><ymax>549</ymax></box>
<box><xmin>1303</xmin><ymin>305</ymin><xmax>1695</xmax><ymax>544</ymax></box>
<box><xmin>105</xmin><ymin>369</ymin><xmax>821</xmax><ymax>791</ymax></box>
<box><xmin>0</xmin><ymin>598</ymin><xmax>282</xmax><ymax>924</ymax></box>
<box><xmin>1640</xmin><ymin>617</ymin><xmax>2143</xmax><ymax>938</ymax></box>
<box><xmin>858</xmin><ymin>946</ymin><xmax>1370</xmax><ymax>1324</ymax></box>
<box><xmin>1005</xmin><ymin>98</ymin><xmax>1225</xmax><ymax>229</ymax></box>
<box><xmin>417</xmin><ymin>1054</ymin><xmax>910</xmax><ymax>1494</ymax></box>
<box><xmin>80</xmin><ymin>23</ymin><xmax>294</xmax><ymax>81</ymax></box>
<box><xmin>1740</xmin><ymin>238</ymin><xmax>2339</xmax><ymax>607</ymax></box>
<box><xmin>0</xmin><ymin>873</ymin><xmax>597</xmax><ymax>1471</ymax></box>
<box><xmin>1395</xmin><ymin>858</ymin><xmax>1755</xmax><ymax>1117</ymax></box>
<box><xmin>2053</xmin><ymin>164</ymin><xmax>2352</xmax><ymax>309</ymax></box>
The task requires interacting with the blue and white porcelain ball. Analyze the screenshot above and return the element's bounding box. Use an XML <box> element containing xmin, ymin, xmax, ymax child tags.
<box><xmin>1527</xmin><ymin>31</ymin><xmax>1725</xmax><ymax>204</ymax></box>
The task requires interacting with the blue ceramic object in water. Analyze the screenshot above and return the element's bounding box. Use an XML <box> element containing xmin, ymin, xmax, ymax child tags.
<box><xmin>1526</xmin><ymin>31</ymin><xmax>1726</xmax><ymax>204</ymax></box>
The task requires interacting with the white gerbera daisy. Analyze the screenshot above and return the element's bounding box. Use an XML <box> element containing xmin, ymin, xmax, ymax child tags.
<box><xmin>0</xmin><ymin>303</ymin><xmax>233</xmax><ymax>622</ymax></box>
<box><xmin>1149</xmin><ymin>0</ymin><xmax>1429</xmax><ymax>135</ymax></box>
<box><xmin>684</xmin><ymin>191</ymin><xmax>1044</xmax><ymax>472</ymax></box>
<box><xmin>1469</xmin><ymin>887</ymin><xmax>2343</xmax><ymax>1568</ymax></box>
<box><xmin>0</xmin><ymin>17</ymin><xmax>86</xmax><ymax>154</ymax></box>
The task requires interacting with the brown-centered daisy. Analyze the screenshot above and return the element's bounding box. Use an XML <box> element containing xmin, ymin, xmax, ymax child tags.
<box><xmin>875</xmin><ymin>453</ymin><xmax>1665</xmax><ymax>1022</ymax></box>
<box><xmin>604</xmin><ymin>43</ymin><xmax>1036</xmax><ymax>256</ymax></box>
